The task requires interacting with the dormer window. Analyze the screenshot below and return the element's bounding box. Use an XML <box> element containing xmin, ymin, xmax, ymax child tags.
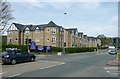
<box><xmin>35</xmin><ymin>27</ymin><xmax>40</xmax><ymax>34</ymax></box>
<box><xmin>25</xmin><ymin>27</ymin><xmax>30</xmax><ymax>35</ymax></box>
<box><xmin>25</xmin><ymin>30</ymin><xmax>30</xmax><ymax>35</ymax></box>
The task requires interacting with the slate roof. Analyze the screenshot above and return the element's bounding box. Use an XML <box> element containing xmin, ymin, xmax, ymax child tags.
<box><xmin>78</xmin><ymin>32</ymin><xmax>83</xmax><ymax>37</ymax></box>
<box><xmin>65</xmin><ymin>28</ymin><xmax>78</xmax><ymax>34</ymax></box>
<box><xmin>88</xmin><ymin>37</ymin><xmax>96</xmax><ymax>41</ymax></box>
<box><xmin>12</xmin><ymin>21</ymin><xmax>62</xmax><ymax>31</ymax></box>
<box><xmin>12</xmin><ymin>23</ymin><xmax>26</xmax><ymax>31</ymax></box>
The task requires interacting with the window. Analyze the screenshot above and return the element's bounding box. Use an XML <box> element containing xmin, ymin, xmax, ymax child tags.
<box><xmin>8</xmin><ymin>39</ymin><xmax>12</xmax><ymax>44</ymax></box>
<box><xmin>15</xmin><ymin>31</ymin><xmax>19</xmax><ymax>34</ymax></box>
<box><xmin>48</xmin><ymin>29</ymin><xmax>50</xmax><ymax>32</ymax></box>
<box><xmin>51</xmin><ymin>37</ymin><xmax>56</xmax><ymax>43</ymax></box>
<box><xmin>35</xmin><ymin>38</ymin><xmax>40</xmax><ymax>42</ymax></box>
<box><xmin>8</xmin><ymin>31</ymin><xmax>12</xmax><ymax>36</ymax></box>
<box><xmin>51</xmin><ymin>28</ymin><xmax>56</xmax><ymax>34</ymax></box>
<box><xmin>15</xmin><ymin>38</ymin><xmax>18</xmax><ymax>41</ymax></box>
<box><xmin>35</xmin><ymin>30</ymin><xmax>40</xmax><ymax>34</ymax></box>
<box><xmin>25</xmin><ymin>30</ymin><xmax>30</xmax><ymax>35</ymax></box>
<box><xmin>47</xmin><ymin>39</ymin><xmax>50</xmax><ymax>41</ymax></box>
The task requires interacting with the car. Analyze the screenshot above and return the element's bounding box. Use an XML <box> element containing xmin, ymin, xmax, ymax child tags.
<box><xmin>108</xmin><ymin>49</ymin><xmax>117</xmax><ymax>55</ymax></box>
<box><xmin>0</xmin><ymin>49</ymin><xmax>36</xmax><ymax>65</ymax></box>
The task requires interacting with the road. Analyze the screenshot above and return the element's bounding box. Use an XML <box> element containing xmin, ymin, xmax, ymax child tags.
<box><xmin>1</xmin><ymin>50</ymin><xmax>119</xmax><ymax>78</ymax></box>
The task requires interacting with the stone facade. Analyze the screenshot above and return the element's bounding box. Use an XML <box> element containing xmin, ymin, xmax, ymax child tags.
<box><xmin>7</xmin><ymin>21</ymin><xmax>101</xmax><ymax>48</ymax></box>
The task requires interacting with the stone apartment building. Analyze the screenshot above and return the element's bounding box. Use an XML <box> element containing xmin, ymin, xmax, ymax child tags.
<box><xmin>7</xmin><ymin>21</ymin><xmax>101</xmax><ymax>48</ymax></box>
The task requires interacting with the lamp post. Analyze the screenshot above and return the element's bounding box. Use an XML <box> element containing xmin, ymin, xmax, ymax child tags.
<box><xmin>26</xmin><ymin>32</ymin><xmax>30</xmax><ymax>53</ymax></box>
<box><xmin>62</xmin><ymin>12</ymin><xmax>67</xmax><ymax>54</ymax></box>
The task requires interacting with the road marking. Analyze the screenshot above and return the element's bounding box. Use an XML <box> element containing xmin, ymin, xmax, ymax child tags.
<box><xmin>14</xmin><ymin>62</ymin><xmax>36</xmax><ymax>66</ymax></box>
<box><xmin>0</xmin><ymin>72</ymin><xmax>7</xmax><ymax>75</ymax></box>
<box><xmin>40</xmin><ymin>62</ymin><xmax>65</xmax><ymax>70</ymax></box>
<box><xmin>105</xmin><ymin>66</ymin><xmax>118</xmax><ymax>77</ymax></box>
<box><xmin>104</xmin><ymin>67</ymin><xmax>118</xmax><ymax>70</ymax></box>
<box><xmin>9</xmin><ymin>74</ymin><xmax>21</xmax><ymax>77</ymax></box>
<box><xmin>68</xmin><ymin>52</ymin><xmax>94</xmax><ymax>56</ymax></box>
<box><xmin>106</xmin><ymin>71</ymin><xmax>118</xmax><ymax>75</ymax></box>
<box><xmin>69</xmin><ymin>53</ymin><xmax>81</xmax><ymax>56</ymax></box>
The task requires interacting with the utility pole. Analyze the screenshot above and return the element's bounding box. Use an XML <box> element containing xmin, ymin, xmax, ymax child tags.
<box><xmin>62</xmin><ymin>12</ymin><xmax>67</xmax><ymax>54</ymax></box>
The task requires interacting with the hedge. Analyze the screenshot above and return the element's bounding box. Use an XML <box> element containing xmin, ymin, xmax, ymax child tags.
<box><xmin>65</xmin><ymin>47</ymin><xmax>97</xmax><ymax>53</ymax></box>
<box><xmin>2</xmin><ymin>45</ymin><xmax>28</xmax><ymax>52</ymax></box>
<box><xmin>2</xmin><ymin>45</ymin><xmax>97</xmax><ymax>54</ymax></box>
<box><xmin>2</xmin><ymin>45</ymin><xmax>62</xmax><ymax>53</ymax></box>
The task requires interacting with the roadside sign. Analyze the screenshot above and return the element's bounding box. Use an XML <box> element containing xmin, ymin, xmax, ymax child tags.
<box><xmin>46</xmin><ymin>46</ymin><xmax>51</xmax><ymax>50</ymax></box>
<box><xmin>37</xmin><ymin>46</ymin><xmax>44</xmax><ymax>51</ymax></box>
<box><xmin>30</xmin><ymin>41</ymin><xmax>36</xmax><ymax>50</ymax></box>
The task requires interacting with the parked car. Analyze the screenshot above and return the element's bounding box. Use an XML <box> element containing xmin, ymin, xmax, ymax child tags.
<box><xmin>108</xmin><ymin>49</ymin><xmax>117</xmax><ymax>55</ymax></box>
<box><xmin>108</xmin><ymin>46</ymin><xmax>117</xmax><ymax>55</ymax></box>
<box><xmin>0</xmin><ymin>49</ymin><xmax>36</xmax><ymax>65</ymax></box>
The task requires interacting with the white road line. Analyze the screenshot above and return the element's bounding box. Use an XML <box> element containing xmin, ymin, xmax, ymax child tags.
<box><xmin>0</xmin><ymin>72</ymin><xmax>7</xmax><ymax>75</ymax></box>
<box><xmin>69</xmin><ymin>53</ymin><xmax>81</xmax><ymax>56</ymax></box>
<box><xmin>14</xmin><ymin>62</ymin><xmax>36</xmax><ymax>66</ymax></box>
<box><xmin>105</xmin><ymin>67</ymin><xmax>118</xmax><ymax>76</ymax></box>
<box><xmin>107</xmin><ymin>71</ymin><xmax>118</xmax><ymax>75</ymax></box>
<box><xmin>40</xmin><ymin>63</ymin><xmax>65</xmax><ymax>70</ymax></box>
<box><xmin>9</xmin><ymin>74</ymin><xmax>21</xmax><ymax>77</ymax></box>
<box><xmin>104</xmin><ymin>67</ymin><xmax>118</xmax><ymax>70</ymax></box>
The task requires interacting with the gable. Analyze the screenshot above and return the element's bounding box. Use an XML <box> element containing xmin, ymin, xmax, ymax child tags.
<box><xmin>8</xmin><ymin>24</ymin><xmax>18</xmax><ymax>31</ymax></box>
<box><xmin>36</xmin><ymin>27</ymin><xmax>39</xmax><ymax>30</ymax></box>
<box><xmin>25</xmin><ymin>27</ymin><xmax>30</xmax><ymax>31</ymax></box>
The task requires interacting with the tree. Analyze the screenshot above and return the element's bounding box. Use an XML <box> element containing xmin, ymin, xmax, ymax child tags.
<box><xmin>0</xmin><ymin>0</ymin><xmax>14</xmax><ymax>32</ymax></box>
<box><xmin>97</xmin><ymin>35</ymin><xmax>112</xmax><ymax>47</ymax></box>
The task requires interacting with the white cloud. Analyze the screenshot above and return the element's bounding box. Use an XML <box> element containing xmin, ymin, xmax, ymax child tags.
<box><xmin>7</xmin><ymin>0</ymin><xmax>119</xmax><ymax>2</ymax></box>
<box><xmin>111</xmin><ymin>15</ymin><xmax>118</xmax><ymax>22</ymax></box>
<box><xmin>78</xmin><ymin>24</ymin><xmax>118</xmax><ymax>37</ymax></box>
<box><xmin>78</xmin><ymin>2</ymin><xmax>100</xmax><ymax>10</ymax></box>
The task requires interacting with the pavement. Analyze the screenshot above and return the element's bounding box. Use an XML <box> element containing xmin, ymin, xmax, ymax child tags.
<box><xmin>35</xmin><ymin>54</ymin><xmax>52</xmax><ymax>59</ymax></box>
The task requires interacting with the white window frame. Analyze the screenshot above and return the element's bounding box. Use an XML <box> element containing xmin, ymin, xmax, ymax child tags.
<box><xmin>51</xmin><ymin>28</ymin><xmax>56</xmax><ymax>34</ymax></box>
<box><xmin>35</xmin><ymin>38</ymin><xmax>40</xmax><ymax>42</ymax></box>
<box><xmin>25</xmin><ymin>30</ymin><xmax>30</xmax><ymax>35</ymax></box>
<box><xmin>8</xmin><ymin>31</ymin><xmax>12</xmax><ymax>36</ymax></box>
<box><xmin>51</xmin><ymin>37</ymin><xmax>56</xmax><ymax>43</ymax></box>
<box><xmin>35</xmin><ymin>30</ymin><xmax>40</xmax><ymax>34</ymax></box>
<box><xmin>25</xmin><ymin>27</ymin><xmax>30</xmax><ymax>35</ymax></box>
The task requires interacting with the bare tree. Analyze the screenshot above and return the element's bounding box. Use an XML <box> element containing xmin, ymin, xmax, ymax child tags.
<box><xmin>0</xmin><ymin>0</ymin><xmax>14</xmax><ymax>32</ymax></box>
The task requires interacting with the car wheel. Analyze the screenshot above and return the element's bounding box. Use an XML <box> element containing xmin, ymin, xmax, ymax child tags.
<box><xmin>11</xmin><ymin>59</ymin><xmax>16</xmax><ymax>65</ymax></box>
<box><xmin>30</xmin><ymin>57</ymin><xmax>35</xmax><ymax>62</ymax></box>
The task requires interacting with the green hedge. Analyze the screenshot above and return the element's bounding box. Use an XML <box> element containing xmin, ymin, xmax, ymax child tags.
<box><xmin>2</xmin><ymin>45</ymin><xmax>97</xmax><ymax>54</ymax></box>
<box><xmin>65</xmin><ymin>47</ymin><xmax>97</xmax><ymax>53</ymax></box>
<box><xmin>2</xmin><ymin>45</ymin><xmax>28</xmax><ymax>52</ymax></box>
<box><xmin>51</xmin><ymin>47</ymin><xmax>62</xmax><ymax>53</ymax></box>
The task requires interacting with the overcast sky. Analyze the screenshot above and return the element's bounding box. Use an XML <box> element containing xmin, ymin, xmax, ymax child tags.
<box><xmin>7</xmin><ymin>0</ymin><xmax>119</xmax><ymax>37</ymax></box>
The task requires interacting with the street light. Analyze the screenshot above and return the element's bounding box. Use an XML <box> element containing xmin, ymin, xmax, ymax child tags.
<box><xmin>62</xmin><ymin>12</ymin><xmax>67</xmax><ymax>54</ymax></box>
<box><xmin>26</xmin><ymin>32</ymin><xmax>30</xmax><ymax>53</ymax></box>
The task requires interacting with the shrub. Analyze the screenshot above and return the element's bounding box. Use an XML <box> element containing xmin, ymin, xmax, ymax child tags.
<box><xmin>2</xmin><ymin>45</ymin><xmax>97</xmax><ymax>54</ymax></box>
<box><xmin>51</xmin><ymin>47</ymin><xmax>62</xmax><ymax>53</ymax></box>
<box><xmin>65</xmin><ymin>47</ymin><xmax>97</xmax><ymax>53</ymax></box>
<box><xmin>2</xmin><ymin>45</ymin><xmax>28</xmax><ymax>52</ymax></box>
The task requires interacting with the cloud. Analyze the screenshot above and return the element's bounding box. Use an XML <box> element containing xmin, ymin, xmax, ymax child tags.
<box><xmin>78</xmin><ymin>24</ymin><xmax>118</xmax><ymax>37</ymax></box>
<box><xmin>78</xmin><ymin>2</ymin><xmax>100</xmax><ymax>10</ymax></box>
<box><xmin>111</xmin><ymin>15</ymin><xmax>118</xmax><ymax>22</ymax></box>
<box><xmin>7</xmin><ymin>0</ymin><xmax>119</xmax><ymax>2</ymax></box>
